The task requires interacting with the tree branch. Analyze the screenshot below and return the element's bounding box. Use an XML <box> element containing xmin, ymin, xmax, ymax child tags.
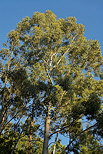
<box><xmin>49</xmin><ymin>118</ymin><xmax>80</xmax><ymax>138</ymax></box>
<box><xmin>64</xmin><ymin>122</ymin><xmax>98</xmax><ymax>153</ymax></box>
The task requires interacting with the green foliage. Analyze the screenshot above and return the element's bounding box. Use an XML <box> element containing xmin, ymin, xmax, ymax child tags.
<box><xmin>0</xmin><ymin>135</ymin><xmax>14</xmax><ymax>154</ymax></box>
<box><xmin>49</xmin><ymin>140</ymin><xmax>66</xmax><ymax>154</ymax></box>
<box><xmin>79</xmin><ymin>132</ymin><xmax>103</xmax><ymax>154</ymax></box>
<box><xmin>0</xmin><ymin>133</ymin><xmax>43</xmax><ymax>154</ymax></box>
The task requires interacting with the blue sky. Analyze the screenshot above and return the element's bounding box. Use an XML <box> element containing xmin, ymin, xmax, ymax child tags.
<box><xmin>0</xmin><ymin>0</ymin><xmax>103</xmax><ymax>52</ymax></box>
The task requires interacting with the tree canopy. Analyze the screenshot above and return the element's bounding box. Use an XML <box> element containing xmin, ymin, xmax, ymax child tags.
<box><xmin>0</xmin><ymin>10</ymin><xmax>103</xmax><ymax>154</ymax></box>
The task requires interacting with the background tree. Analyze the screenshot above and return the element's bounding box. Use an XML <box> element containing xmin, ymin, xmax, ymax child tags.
<box><xmin>0</xmin><ymin>10</ymin><xmax>103</xmax><ymax>153</ymax></box>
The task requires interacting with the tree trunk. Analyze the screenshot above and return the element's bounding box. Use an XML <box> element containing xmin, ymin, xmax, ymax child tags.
<box><xmin>28</xmin><ymin>115</ymin><xmax>34</xmax><ymax>154</ymax></box>
<box><xmin>0</xmin><ymin>110</ymin><xmax>3</xmax><ymax>134</ymax></box>
<box><xmin>42</xmin><ymin>107</ymin><xmax>50</xmax><ymax>154</ymax></box>
<box><xmin>52</xmin><ymin>133</ymin><xmax>58</xmax><ymax>154</ymax></box>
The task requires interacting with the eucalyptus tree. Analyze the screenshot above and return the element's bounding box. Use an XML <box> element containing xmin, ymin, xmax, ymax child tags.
<box><xmin>0</xmin><ymin>10</ymin><xmax>103</xmax><ymax>153</ymax></box>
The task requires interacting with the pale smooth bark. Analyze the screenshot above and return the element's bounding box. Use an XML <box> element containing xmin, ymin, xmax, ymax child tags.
<box><xmin>42</xmin><ymin>107</ymin><xmax>51</xmax><ymax>154</ymax></box>
<box><xmin>52</xmin><ymin>133</ymin><xmax>58</xmax><ymax>154</ymax></box>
